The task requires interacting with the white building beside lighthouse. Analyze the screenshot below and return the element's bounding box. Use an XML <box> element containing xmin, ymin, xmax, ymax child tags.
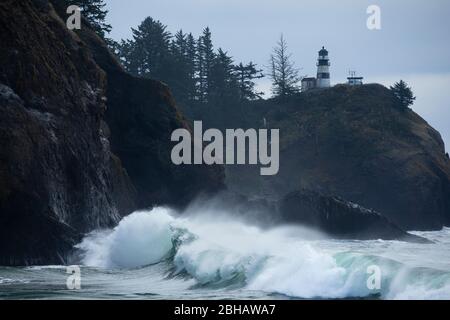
<box><xmin>347</xmin><ymin>71</ymin><xmax>364</xmax><ymax>86</ymax></box>
<box><xmin>316</xmin><ymin>46</ymin><xmax>331</xmax><ymax>88</ymax></box>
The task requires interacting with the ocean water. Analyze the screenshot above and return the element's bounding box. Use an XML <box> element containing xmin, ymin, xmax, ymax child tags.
<box><xmin>1</xmin><ymin>207</ymin><xmax>450</xmax><ymax>300</ymax></box>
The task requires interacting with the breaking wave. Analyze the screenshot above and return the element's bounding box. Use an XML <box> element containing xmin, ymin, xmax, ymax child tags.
<box><xmin>76</xmin><ymin>207</ymin><xmax>450</xmax><ymax>300</ymax></box>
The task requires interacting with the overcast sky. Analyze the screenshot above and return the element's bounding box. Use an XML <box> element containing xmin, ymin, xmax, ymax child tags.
<box><xmin>105</xmin><ymin>0</ymin><xmax>450</xmax><ymax>151</ymax></box>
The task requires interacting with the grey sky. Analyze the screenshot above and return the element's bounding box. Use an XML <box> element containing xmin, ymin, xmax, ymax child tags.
<box><xmin>105</xmin><ymin>0</ymin><xmax>450</xmax><ymax>150</ymax></box>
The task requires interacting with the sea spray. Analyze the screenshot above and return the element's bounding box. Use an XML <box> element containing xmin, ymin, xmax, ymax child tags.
<box><xmin>76</xmin><ymin>208</ymin><xmax>175</xmax><ymax>268</ymax></box>
<box><xmin>74</xmin><ymin>208</ymin><xmax>450</xmax><ymax>299</ymax></box>
<box><xmin>76</xmin><ymin>207</ymin><xmax>358</xmax><ymax>297</ymax></box>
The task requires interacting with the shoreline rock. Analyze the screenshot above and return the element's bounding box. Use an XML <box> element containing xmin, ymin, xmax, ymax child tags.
<box><xmin>279</xmin><ymin>190</ymin><xmax>432</xmax><ymax>243</ymax></box>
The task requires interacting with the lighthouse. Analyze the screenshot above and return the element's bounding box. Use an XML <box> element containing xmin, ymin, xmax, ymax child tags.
<box><xmin>316</xmin><ymin>46</ymin><xmax>330</xmax><ymax>88</ymax></box>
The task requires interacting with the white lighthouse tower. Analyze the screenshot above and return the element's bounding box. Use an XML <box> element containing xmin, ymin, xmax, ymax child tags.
<box><xmin>316</xmin><ymin>46</ymin><xmax>331</xmax><ymax>88</ymax></box>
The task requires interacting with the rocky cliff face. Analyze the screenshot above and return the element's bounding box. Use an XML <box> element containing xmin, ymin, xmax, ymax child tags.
<box><xmin>73</xmin><ymin>20</ymin><xmax>225</xmax><ymax>208</ymax></box>
<box><xmin>226</xmin><ymin>85</ymin><xmax>450</xmax><ymax>230</ymax></box>
<box><xmin>0</xmin><ymin>0</ymin><xmax>133</xmax><ymax>265</ymax></box>
<box><xmin>0</xmin><ymin>0</ymin><xmax>224</xmax><ymax>265</ymax></box>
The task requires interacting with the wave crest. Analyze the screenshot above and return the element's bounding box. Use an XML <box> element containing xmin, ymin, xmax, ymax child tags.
<box><xmin>76</xmin><ymin>207</ymin><xmax>450</xmax><ymax>299</ymax></box>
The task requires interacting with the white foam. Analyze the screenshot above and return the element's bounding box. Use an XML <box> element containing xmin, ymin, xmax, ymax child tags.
<box><xmin>77</xmin><ymin>208</ymin><xmax>174</xmax><ymax>268</ymax></box>
<box><xmin>388</xmin><ymin>283</ymin><xmax>450</xmax><ymax>300</ymax></box>
<box><xmin>76</xmin><ymin>207</ymin><xmax>450</xmax><ymax>299</ymax></box>
<box><xmin>170</xmin><ymin>216</ymin><xmax>351</xmax><ymax>297</ymax></box>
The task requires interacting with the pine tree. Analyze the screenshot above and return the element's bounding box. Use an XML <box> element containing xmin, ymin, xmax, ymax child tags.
<box><xmin>116</xmin><ymin>39</ymin><xmax>141</xmax><ymax>76</ymax></box>
<box><xmin>171</xmin><ymin>30</ymin><xmax>187</xmax><ymax>58</ymax></box>
<box><xmin>209</xmin><ymin>49</ymin><xmax>239</xmax><ymax>104</ymax></box>
<box><xmin>390</xmin><ymin>80</ymin><xmax>416</xmax><ymax>109</ymax></box>
<box><xmin>170</xmin><ymin>30</ymin><xmax>190</xmax><ymax>103</ymax></box>
<box><xmin>129</xmin><ymin>17</ymin><xmax>172</xmax><ymax>80</ymax></box>
<box><xmin>185</xmin><ymin>33</ymin><xmax>198</xmax><ymax>102</ymax></box>
<box><xmin>196</xmin><ymin>36</ymin><xmax>206</xmax><ymax>103</ymax></box>
<box><xmin>113</xmin><ymin>18</ymin><xmax>267</xmax><ymax>110</ymax></box>
<box><xmin>197</xmin><ymin>27</ymin><xmax>215</xmax><ymax>103</ymax></box>
<box><xmin>269</xmin><ymin>34</ymin><xmax>300</xmax><ymax>99</ymax></box>
<box><xmin>234</xmin><ymin>62</ymin><xmax>264</xmax><ymax>101</ymax></box>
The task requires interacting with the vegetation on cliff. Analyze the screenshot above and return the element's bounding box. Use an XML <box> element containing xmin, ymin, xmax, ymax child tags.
<box><xmin>224</xmin><ymin>84</ymin><xmax>450</xmax><ymax>230</ymax></box>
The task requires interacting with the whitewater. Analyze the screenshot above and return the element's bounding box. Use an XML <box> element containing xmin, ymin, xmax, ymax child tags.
<box><xmin>1</xmin><ymin>207</ymin><xmax>450</xmax><ymax>300</ymax></box>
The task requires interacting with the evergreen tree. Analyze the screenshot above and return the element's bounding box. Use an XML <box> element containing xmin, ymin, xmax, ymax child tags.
<box><xmin>234</xmin><ymin>62</ymin><xmax>264</xmax><ymax>101</ymax></box>
<box><xmin>113</xmin><ymin>17</ymin><xmax>267</xmax><ymax>111</ymax></box>
<box><xmin>170</xmin><ymin>30</ymin><xmax>191</xmax><ymax>103</ymax></box>
<box><xmin>196</xmin><ymin>36</ymin><xmax>206</xmax><ymax>103</ymax></box>
<box><xmin>197</xmin><ymin>27</ymin><xmax>215</xmax><ymax>103</ymax></box>
<box><xmin>269</xmin><ymin>34</ymin><xmax>300</xmax><ymax>99</ymax></box>
<box><xmin>171</xmin><ymin>30</ymin><xmax>187</xmax><ymax>58</ymax></box>
<box><xmin>209</xmin><ymin>49</ymin><xmax>239</xmax><ymax>104</ymax></box>
<box><xmin>128</xmin><ymin>17</ymin><xmax>172</xmax><ymax>80</ymax></box>
<box><xmin>390</xmin><ymin>80</ymin><xmax>416</xmax><ymax>109</ymax></box>
<box><xmin>185</xmin><ymin>33</ymin><xmax>199</xmax><ymax>102</ymax></box>
<box><xmin>116</xmin><ymin>39</ymin><xmax>141</xmax><ymax>76</ymax></box>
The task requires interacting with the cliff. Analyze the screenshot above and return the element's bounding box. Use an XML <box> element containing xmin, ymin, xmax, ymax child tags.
<box><xmin>71</xmin><ymin>16</ymin><xmax>225</xmax><ymax>208</ymax></box>
<box><xmin>225</xmin><ymin>84</ymin><xmax>450</xmax><ymax>230</ymax></box>
<box><xmin>0</xmin><ymin>0</ymin><xmax>224</xmax><ymax>265</ymax></box>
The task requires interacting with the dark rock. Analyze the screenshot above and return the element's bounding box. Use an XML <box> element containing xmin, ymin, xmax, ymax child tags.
<box><xmin>185</xmin><ymin>190</ymin><xmax>279</xmax><ymax>226</ymax></box>
<box><xmin>225</xmin><ymin>85</ymin><xmax>450</xmax><ymax>230</ymax></box>
<box><xmin>72</xmin><ymin>11</ymin><xmax>225</xmax><ymax>208</ymax></box>
<box><xmin>279</xmin><ymin>190</ymin><xmax>431</xmax><ymax>243</ymax></box>
<box><xmin>0</xmin><ymin>0</ymin><xmax>224</xmax><ymax>265</ymax></box>
<box><xmin>0</xmin><ymin>0</ymin><xmax>137</xmax><ymax>265</ymax></box>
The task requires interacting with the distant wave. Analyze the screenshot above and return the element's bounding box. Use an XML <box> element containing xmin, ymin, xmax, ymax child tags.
<box><xmin>76</xmin><ymin>208</ymin><xmax>450</xmax><ymax>300</ymax></box>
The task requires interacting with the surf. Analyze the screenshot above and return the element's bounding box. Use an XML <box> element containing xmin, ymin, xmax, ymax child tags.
<box><xmin>71</xmin><ymin>207</ymin><xmax>450</xmax><ymax>300</ymax></box>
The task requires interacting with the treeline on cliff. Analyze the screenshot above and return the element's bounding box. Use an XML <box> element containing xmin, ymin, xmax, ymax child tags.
<box><xmin>111</xmin><ymin>18</ymin><xmax>265</xmax><ymax>122</ymax></box>
<box><xmin>109</xmin><ymin>16</ymin><xmax>417</xmax><ymax>129</ymax></box>
<box><xmin>57</xmin><ymin>1</ymin><xmax>299</xmax><ymax>109</ymax></box>
<box><xmin>57</xmin><ymin>2</ymin><xmax>416</xmax><ymax>128</ymax></box>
